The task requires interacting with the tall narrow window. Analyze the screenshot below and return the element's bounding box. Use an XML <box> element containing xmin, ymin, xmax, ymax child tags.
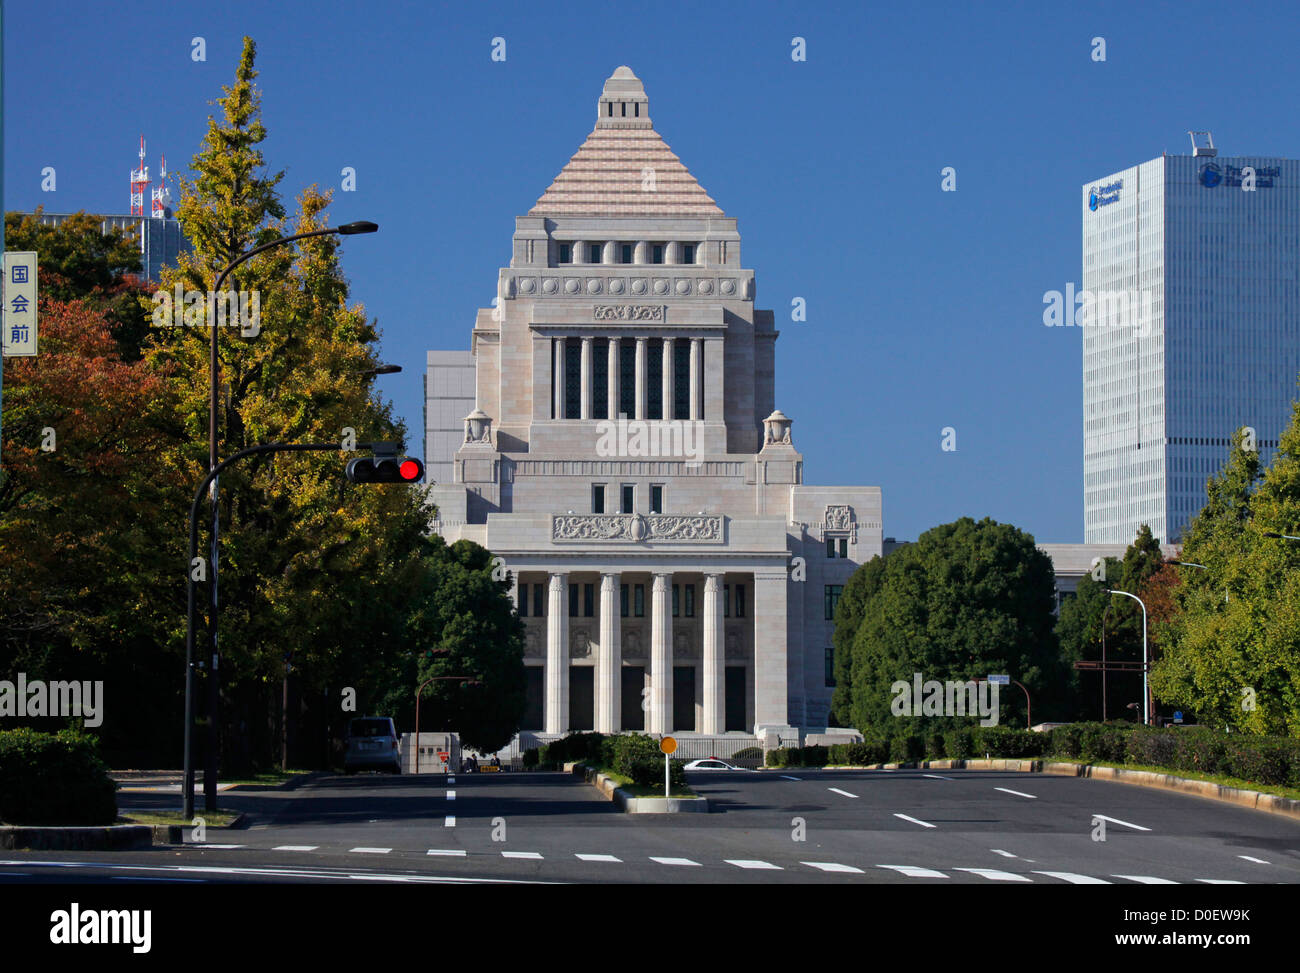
<box><xmin>588</xmin><ymin>243</ymin><xmax>602</xmax><ymax>263</ymax></box>
<box><xmin>533</xmin><ymin>584</ymin><xmax>544</xmax><ymax>617</ymax></box>
<box><xmin>519</xmin><ymin>587</ymin><xmax>528</xmax><ymax>617</ymax></box>
<box><xmin>569</xmin><ymin>583</ymin><xmax>579</xmax><ymax>617</ymax></box>
<box><xmin>607</xmin><ymin>102</ymin><xmax>613</xmax><ymax>117</ymax></box>
<box><xmin>619</xmin><ymin>341</ymin><xmax>636</xmax><ymax>417</ymax></box>
<box><xmin>621</xmin><ymin>584</ymin><xmax>629</xmax><ymax>617</ymax></box>
<box><xmin>826</xmin><ymin>538</ymin><xmax>836</xmax><ymax>558</ymax></box>
<box><xmin>564</xmin><ymin>341</ymin><xmax>581</xmax><ymax>419</ymax></box>
<box><xmin>650</xmin><ymin>484</ymin><xmax>663</xmax><ymax>513</ymax></box>
<box><xmin>584</xmin><ymin>583</ymin><xmax>595</xmax><ymax>617</ymax></box>
<box><xmin>681</xmin><ymin>243</ymin><xmax>695</xmax><ymax>264</ymax></box>
<box><xmin>672</xmin><ymin>585</ymin><xmax>680</xmax><ymax>617</ymax></box>
<box><xmin>673</xmin><ymin>341</ymin><xmax>690</xmax><ymax>420</ymax></box>
<box><xmin>558</xmin><ymin>243</ymin><xmax>571</xmax><ymax>264</ymax></box>
<box><xmin>839</xmin><ymin>538</ymin><xmax>848</xmax><ymax>558</ymax></box>
<box><xmin>685</xmin><ymin>584</ymin><xmax>695</xmax><ymax>617</ymax></box>
<box><xmin>736</xmin><ymin>585</ymin><xmax>746</xmax><ymax>618</ymax></box>
<box><xmin>592</xmin><ymin>484</ymin><xmax>605</xmax><ymax>513</ymax></box>
<box><xmin>621</xmin><ymin>243</ymin><xmax>633</xmax><ymax>264</ymax></box>
<box><xmin>621</xmin><ymin>484</ymin><xmax>635</xmax><ymax>514</ymax></box>
<box><xmin>634</xmin><ymin>584</ymin><xmax>645</xmax><ymax>617</ymax></box>
<box><xmin>825</xmin><ymin>647</ymin><xmax>836</xmax><ymax>687</ymax></box>
<box><xmin>651</xmin><ymin>244</ymin><xmax>664</xmax><ymax>264</ymax></box>
<box><xmin>593</xmin><ymin>343</ymin><xmax>609</xmax><ymax>420</ymax></box>
<box><xmin>724</xmin><ymin>584</ymin><xmax>731</xmax><ymax>618</ymax></box>
<box><xmin>648</xmin><ymin>342</ymin><xmax>663</xmax><ymax>419</ymax></box>
<box><xmin>824</xmin><ymin>585</ymin><xmax>843</xmax><ymax>620</ymax></box>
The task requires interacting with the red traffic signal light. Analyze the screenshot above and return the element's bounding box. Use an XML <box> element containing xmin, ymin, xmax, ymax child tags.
<box><xmin>346</xmin><ymin>455</ymin><xmax>424</xmax><ymax>484</ymax></box>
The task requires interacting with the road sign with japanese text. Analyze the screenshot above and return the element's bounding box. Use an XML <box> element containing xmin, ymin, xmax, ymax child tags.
<box><xmin>2</xmin><ymin>252</ymin><xmax>38</xmax><ymax>357</ymax></box>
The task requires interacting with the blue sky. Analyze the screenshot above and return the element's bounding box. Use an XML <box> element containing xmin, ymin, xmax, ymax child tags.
<box><xmin>6</xmin><ymin>0</ymin><xmax>1300</xmax><ymax>543</ymax></box>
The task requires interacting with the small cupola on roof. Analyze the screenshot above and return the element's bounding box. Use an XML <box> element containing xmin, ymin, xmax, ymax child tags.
<box><xmin>529</xmin><ymin>66</ymin><xmax>724</xmax><ymax>218</ymax></box>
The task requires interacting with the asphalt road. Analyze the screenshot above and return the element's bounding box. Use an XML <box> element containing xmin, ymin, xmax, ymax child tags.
<box><xmin>3</xmin><ymin>768</ymin><xmax>1298</xmax><ymax>884</ymax></box>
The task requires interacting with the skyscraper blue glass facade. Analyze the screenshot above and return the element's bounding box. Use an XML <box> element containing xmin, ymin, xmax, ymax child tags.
<box><xmin>1083</xmin><ymin>154</ymin><xmax>1300</xmax><ymax>544</ymax></box>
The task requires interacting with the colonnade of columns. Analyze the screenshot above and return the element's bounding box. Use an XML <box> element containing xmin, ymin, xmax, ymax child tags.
<box><xmin>554</xmin><ymin>336</ymin><xmax>704</xmax><ymax>421</ymax></box>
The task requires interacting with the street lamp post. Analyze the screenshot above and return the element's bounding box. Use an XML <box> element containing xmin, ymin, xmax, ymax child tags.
<box><xmin>1106</xmin><ymin>589</ymin><xmax>1149</xmax><ymax>726</ymax></box>
<box><xmin>201</xmin><ymin>221</ymin><xmax>377</xmax><ymax>812</ymax></box>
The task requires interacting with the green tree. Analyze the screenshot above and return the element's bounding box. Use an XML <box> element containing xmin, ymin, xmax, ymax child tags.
<box><xmin>842</xmin><ymin>517</ymin><xmax>1061</xmax><ymax>737</ymax></box>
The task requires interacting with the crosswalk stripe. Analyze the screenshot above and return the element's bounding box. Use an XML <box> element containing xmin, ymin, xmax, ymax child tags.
<box><xmin>445</xmin><ymin>816</ymin><xmax>455</xmax><ymax>827</ymax></box>
<box><xmin>994</xmin><ymin>787</ymin><xmax>1037</xmax><ymax>799</ymax></box>
<box><xmin>576</xmin><ymin>854</ymin><xmax>622</xmax><ymax>863</ymax></box>
<box><xmin>954</xmin><ymin>867</ymin><xmax>1032</xmax><ymax>882</ymax></box>
<box><xmin>446</xmin><ymin>790</ymin><xmax>456</xmax><ymax>800</ymax></box>
<box><xmin>1197</xmin><ymin>879</ymin><xmax>1245</xmax><ymax>884</ymax></box>
<box><xmin>725</xmin><ymin>859</ymin><xmax>782</xmax><ymax>870</ymax></box>
<box><xmin>193</xmin><ymin>844</ymin><xmax>244</xmax><ymax>849</ymax></box>
<box><xmin>801</xmin><ymin>862</ymin><xmax>864</xmax><ymax>873</ymax></box>
<box><xmin>349</xmin><ymin>848</ymin><xmax>391</xmax><ymax>854</ymax></box>
<box><xmin>1113</xmin><ymin>875</ymin><xmax>1178</xmax><ymax>884</ymax></box>
<box><xmin>426</xmin><ymin>849</ymin><xmax>466</xmax><ymax>857</ymax></box>
<box><xmin>502</xmin><ymin>852</ymin><xmax>543</xmax><ymax>860</ymax></box>
<box><xmin>828</xmin><ymin>787</ymin><xmax>859</xmax><ymax>798</ymax></box>
<box><xmin>272</xmin><ymin>846</ymin><xmax>318</xmax><ymax>852</ymax></box>
<box><xmin>1032</xmin><ymin>871</ymin><xmax>1110</xmax><ymax>884</ymax></box>
<box><xmin>878</xmin><ymin>865</ymin><xmax>948</xmax><ymax>878</ymax></box>
<box><xmin>650</xmin><ymin>857</ymin><xmax>701</xmax><ymax>867</ymax></box>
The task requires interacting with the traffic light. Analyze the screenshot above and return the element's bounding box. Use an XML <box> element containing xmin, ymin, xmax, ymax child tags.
<box><xmin>345</xmin><ymin>455</ymin><xmax>424</xmax><ymax>484</ymax></box>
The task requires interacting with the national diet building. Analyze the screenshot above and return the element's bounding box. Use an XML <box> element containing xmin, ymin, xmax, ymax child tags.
<box><xmin>427</xmin><ymin>67</ymin><xmax>882</xmax><ymax>749</ymax></box>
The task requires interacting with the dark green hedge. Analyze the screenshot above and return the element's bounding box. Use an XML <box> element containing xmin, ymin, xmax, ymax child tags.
<box><xmin>0</xmin><ymin>728</ymin><xmax>117</xmax><ymax>825</ymax></box>
<box><xmin>541</xmin><ymin>732</ymin><xmax>686</xmax><ymax>789</ymax></box>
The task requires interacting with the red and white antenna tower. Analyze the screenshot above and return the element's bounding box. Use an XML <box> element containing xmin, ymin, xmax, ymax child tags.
<box><xmin>151</xmin><ymin>153</ymin><xmax>171</xmax><ymax>217</ymax></box>
<box><xmin>129</xmin><ymin>135</ymin><xmax>150</xmax><ymax>216</ymax></box>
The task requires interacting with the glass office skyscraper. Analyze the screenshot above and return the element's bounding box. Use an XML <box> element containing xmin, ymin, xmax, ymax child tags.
<box><xmin>1082</xmin><ymin>145</ymin><xmax>1300</xmax><ymax>544</ymax></box>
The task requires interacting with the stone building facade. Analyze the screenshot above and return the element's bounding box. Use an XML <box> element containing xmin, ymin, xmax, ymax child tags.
<box><xmin>428</xmin><ymin>67</ymin><xmax>882</xmax><ymax>745</ymax></box>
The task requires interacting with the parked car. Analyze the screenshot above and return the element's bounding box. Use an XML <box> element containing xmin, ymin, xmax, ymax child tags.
<box><xmin>344</xmin><ymin>716</ymin><xmax>401</xmax><ymax>775</ymax></box>
<box><xmin>683</xmin><ymin>758</ymin><xmax>754</xmax><ymax>771</ymax></box>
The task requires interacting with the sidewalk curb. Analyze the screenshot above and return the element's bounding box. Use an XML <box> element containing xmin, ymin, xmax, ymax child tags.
<box><xmin>568</xmin><ymin>763</ymin><xmax>709</xmax><ymax>813</ymax></box>
<box><xmin>150</xmin><ymin>812</ymin><xmax>248</xmax><ymax>844</ymax></box>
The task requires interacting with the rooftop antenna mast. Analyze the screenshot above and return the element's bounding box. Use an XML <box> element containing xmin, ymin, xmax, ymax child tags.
<box><xmin>129</xmin><ymin>135</ymin><xmax>150</xmax><ymax>216</ymax></box>
<box><xmin>151</xmin><ymin>152</ymin><xmax>171</xmax><ymax>217</ymax></box>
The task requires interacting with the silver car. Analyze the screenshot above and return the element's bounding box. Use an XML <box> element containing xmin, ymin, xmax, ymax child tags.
<box><xmin>344</xmin><ymin>717</ymin><xmax>401</xmax><ymax>774</ymax></box>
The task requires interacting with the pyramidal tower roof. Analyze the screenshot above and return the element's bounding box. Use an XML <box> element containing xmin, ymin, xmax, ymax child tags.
<box><xmin>528</xmin><ymin>66</ymin><xmax>724</xmax><ymax>218</ymax></box>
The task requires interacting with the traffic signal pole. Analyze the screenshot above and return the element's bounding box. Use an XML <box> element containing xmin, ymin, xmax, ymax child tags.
<box><xmin>183</xmin><ymin>439</ymin><xmax>400</xmax><ymax>818</ymax></box>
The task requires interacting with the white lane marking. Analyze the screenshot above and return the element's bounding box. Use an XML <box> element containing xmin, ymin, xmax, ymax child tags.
<box><xmin>0</xmin><ymin>859</ymin><xmax>550</xmax><ymax>884</ymax></box>
<box><xmin>427</xmin><ymin>849</ymin><xmax>466</xmax><ymax>857</ymax></box>
<box><xmin>1114</xmin><ymin>875</ymin><xmax>1178</xmax><ymax>884</ymax></box>
<box><xmin>273</xmin><ymin>845</ymin><xmax>319</xmax><ymax>852</ymax></box>
<box><xmin>501</xmin><ymin>851</ymin><xmax>542</xmax><ymax>860</ymax></box>
<box><xmin>576</xmin><ymin>854</ymin><xmax>622</xmax><ymax>863</ymax></box>
<box><xmin>1092</xmin><ymin>814</ymin><xmax>1150</xmax><ymax>832</ymax></box>
<box><xmin>994</xmin><ymin>787</ymin><xmax>1037</xmax><ymax>799</ymax></box>
<box><xmin>446</xmin><ymin>790</ymin><xmax>456</xmax><ymax>800</ymax></box>
<box><xmin>445</xmin><ymin>816</ymin><xmax>455</xmax><ymax>827</ymax></box>
<box><xmin>349</xmin><ymin>847</ymin><xmax>391</xmax><ymax>854</ymax></box>
<box><xmin>725</xmin><ymin>859</ymin><xmax>782</xmax><ymax>870</ymax></box>
<box><xmin>1238</xmin><ymin>855</ymin><xmax>1270</xmax><ymax>864</ymax></box>
<box><xmin>781</xmin><ymin>775</ymin><xmax>802</xmax><ymax>781</ymax></box>
<box><xmin>894</xmin><ymin>813</ymin><xmax>936</xmax><ymax>829</ymax></box>
<box><xmin>650</xmin><ymin>857</ymin><xmax>701</xmax><ymax>867</ymax></box>
<box><xmin>192</xmin><ymin>844</ymin><xmax>245</xmax><ymax>849</ymax></box>
<box><xmin>991</xmin><ymin>849</ymin><xmax>1018</xmax><ymax>859</ymax></box>
<box><xmin>1032</xmin><ymin>871</ymin><xmax>1111</xmax><ymax>884</ymax></box>
<box><xmin>801</xmin><ymin>862</ymin><xmax>864</xmax><ymax>873</ymax></box>
<box><xmin>923</xmin><ymin>774</ymin><xmax>953</xmax><ymax>780</ymax></box>
<box><xmin>828</xmin><ymin>787</ymin><xmax>859</xmax><ymax>798</ymax></box>
<box><xmin>1197</xmin><ymin>879</ymin><xmax>1245</xmax><ymax>885</ymax></box>
<box><xmin>114</xmin><ymin>876</ymin><xmax>205</xmax><ymax>883</ymax></box>
<box><xmin>954</xmin><ymin>867</ymin><xmax>1032</xmax><ymax>882</ymax></box>
<box><xmin>877</xmin><ymin>865</ymin><xmax>948</xmax><ymax>878</ymax></box>
<box><xmin>447</xmin><ymin>776</ymin><xmax>456</xmax><ymax>784</ymax></box>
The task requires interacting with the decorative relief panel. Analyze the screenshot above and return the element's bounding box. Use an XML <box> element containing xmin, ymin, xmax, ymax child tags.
<box><xmin>623</xmin><ymin>628</ymin><xmax>645</xmax><ymax>658</ymax></box>
<box><xmin>524</xmin><ymin>628</ymin><xmax>543</xmax><ymax>659</ymax></box>
<box><xmin>552</xmin><ymin>513</ymin><xmax>723</xmax><ymax>543</ymax></box>
<box><xmin>823</xmin><ymin>504</ymin><xmax>858</xmax><ymax>542</ymax></box>
<box><xmin>571</xmin><ymin>627</ymin><xmax>592</xmax><ymax>658</ymax></box>
<box><xmin>673</xmin><ymin>631</ymin><xmax>693</xmax><ymax>659</ymax></box>
<box><xmin>725</xmin><ymin>628</ymin><xmax>745</xmax><ymax>660</ymax></box>
<box><xmin>592</xmin><ymin>304</ymin><xmax>665</xmax><ymax>322</ymax></box>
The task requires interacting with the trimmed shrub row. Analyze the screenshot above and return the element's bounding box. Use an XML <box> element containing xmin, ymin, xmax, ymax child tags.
<box><xmin>539</xmin><ymin>732</ymin><xmax>687</xmax><ymax>790</ymax></box>
<box><xmin>764</xmin><ymin>722</ymin><xmax>1300</xmax><ymax>788</ymax></box>
<box><xmin>0</xmin><ymin>728</ymin><xmax>118</xmax><ymax>825</ymax></box>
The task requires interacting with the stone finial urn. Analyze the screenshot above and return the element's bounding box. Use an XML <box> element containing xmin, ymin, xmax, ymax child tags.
<box><xmin>763</xmin><ymin>409</ymin><xmax>793</xmax><ymax>446</ymax></box>
<box><xmin>464</xmin><ymin>408</ymin><xmax>492</xmax><ymax>445</ymax></box>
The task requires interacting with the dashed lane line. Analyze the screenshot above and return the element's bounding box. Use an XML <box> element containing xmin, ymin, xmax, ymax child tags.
<box><xmin>576</xmin><ymin>854</ymin><xmax>622</xmax><ymax>863</ymax></box>
<box><xmin>994</xmin><ymin>787</ymin><xmax>1037</xmax><ymax>799</ymax></box>
<box><xmin>725</xmin><ymin>860</ymin><xmax>782</xmax><ymax>870</ymax></box>
<box><xmin>923</xmin><ymin>774</ymin><xmax>953</xmax><ymax>780</ymax></box>
<box><xmin>427</xmin><ymin>849</ymin><xmax>466</xmax><ymax>857</ymax></box>
<box><xmin>349</xmin><ymin>847</ymin><xmax>392</xmax><ymax>854</ymax></box>
<box><xmin>272</xmin><ymin>846</ymin><xmax>319</xmax><ymax>852</ymax></box>
<box><xmin>827</xmin><ymin>787</ymin><xmax>859</xmax><ymax>798</ymax></box>
<box><xmin>1114</xmin><ymin>875</ymin><xmax>1178</xmax><ymax>884</ymax></box>
<box><xmin>193</xmin><ymin>844</ymin><xmax>245</xmax><ymax>849</ymax></box>
<box><xmin>446</xmin><ymin>791</ymin><xmax>456</xmax><ymax>801</ymax></box>
<box><xmin>801</xmin><ymin>862</ymin><xmax>864</xmax><ymax>874</ymax></box>
<box><xmin>780</xmin><ymin>775</ymin><xmax>802</xmax><ymax>781</ymax></box>
<box><xmin>649</xmin><ymin>857</ymin><xmax>701</xmax><ymax>867</ymax></box>
<box><xmin>501</xmin><ymin>851</ymin><xmax>543</xmax><ymax>860</ymax></box>
<box><xmin>1197</xmin><ymin>879</ymin><xmax>1245</xmax><ymax>885</ymax></box>
<box><xmin>1092</xmin><ymin>814</ymin><xmax>1150</xmax><ymax>832</ymax></box>
<box><xmin>894</xmin><ymin>813</ymin><xmax>936</xmax><ymax>829</ymax></box>
<box><xmin>1238</xmin><ymin>855</ymin><xmax>1270</xmax><ymax>864</ymax></box>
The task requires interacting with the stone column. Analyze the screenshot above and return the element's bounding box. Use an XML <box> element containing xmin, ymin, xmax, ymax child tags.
<box><xmin>662</xmin><ymin>337</ymin><xmax>675</xmax><ymax>421</ymax></box>
<box><xmin>580</xmin><ymin>336</ymin><xmax>593</xmax><ymax>420</ymax></box>
<box><xmin>689</xmin><ymin>337</ymin><xmax>702</xmax><ymax>422</ymax></box>
<box><xmin>597</xmin><ymin>573</ymin><xmax>621</xmax><ymax>733</ymax></box>
<box><xmin>635</xmin><ymin>336</ymin><xmax>647</xmax><ymax>421</ymax></box>
<box><xmin>752</xmin><ymin>571</ymin><xmax>788</xmax><ymax>733</ymax></box>
<box><xmin>573</xmin><ymin>239</ymin><xmax>587</xmax><ymax>265</ymax></box>
<box><xmin>553</xmin><ymin>338</ymin><xmax>566</xmax><ymax>420</ymax></box>
<box><xmin>607</xmin><ymin>337</ymin><xmax>620</xmax><ymax>420</ymax></box>
<box><xmin>702</xmin><ymin>574</ymin><xmax>724</xmax><ymax>734</ymax></box>
<box><xmin>545</xmin><ymin>572</ymin><xmax>569</xmax><ymax>734</ymax></box>
<box><xmin>650</xmin><ymin>573</ymin><xmax>672</xmax><ymax>734</ymax></box>
<box><xmin>634</xmin><ymin>240</ymin><xmax>649</xmax><ymax>264</ymax></box>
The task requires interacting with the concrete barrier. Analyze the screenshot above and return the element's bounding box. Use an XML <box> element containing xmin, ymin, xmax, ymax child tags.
<box><xmin>570</xmin><ymin>762</ymin><xmax>709</xmax><ymax>813</ymax></box>
<box><xmin>0</xmin><ymin>825</ymin><xmax>152</xmax><ymax>851</ymax></box>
